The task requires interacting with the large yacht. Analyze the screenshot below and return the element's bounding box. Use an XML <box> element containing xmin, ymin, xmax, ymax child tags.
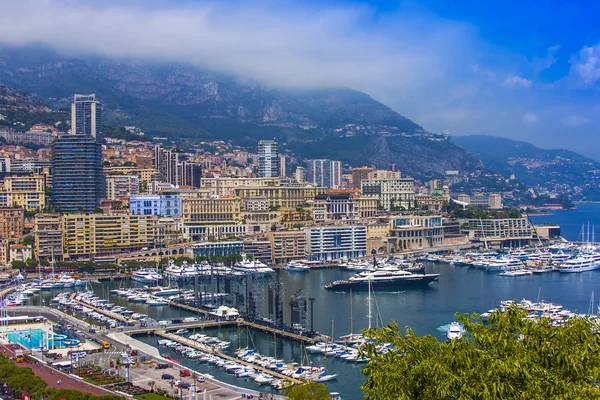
<box><xmin>484</xmin><ymin>257</ymin><xmax>524</xmax><ymax>273</ymax></box>
<box><xmin>558</xmin><ymin>253</ymin><xmax>600</xmax><ymax>273</ymax></box>
<box><xmin>131</xmin><ymin>268</ymin><xmax>163</xmax><ymax>283</ymax></box>
<box><xmin>325</xmin><ymin>267</ymin><xmax>439</xmax><ymax>290</ymax></box>
<box><xmin>233</xmin><ymin>254</ymin><xmax>275</xmax><ymax>274</ymax></box>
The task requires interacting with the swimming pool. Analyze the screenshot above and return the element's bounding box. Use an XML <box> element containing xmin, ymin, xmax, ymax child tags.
<box><xmin>6</xmin><ymin>329</ymin><xmax>80</xmax><ymax>350</ymax></box>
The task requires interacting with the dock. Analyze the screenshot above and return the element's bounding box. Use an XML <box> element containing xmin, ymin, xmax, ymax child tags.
<box><xmin>166</xmin><ymin>301</ymin><xmax>326</xmax><ymax>344</ymax></box>
<box><xmin>73</xmin><ymin>300</ymin><xmax>130</xmax><ymax>323</ymax></box>
<box><xmin>154</xmin><ymin>330</ymin><xmax>302</xmax><ymax>385</ymax></box>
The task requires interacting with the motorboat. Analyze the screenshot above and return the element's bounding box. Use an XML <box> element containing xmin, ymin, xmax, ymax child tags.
<box><xmin>131</xmin><ymin>268</ymin><xmax>163</xmax><ymax>283</ymax></box>
<box><xmin>558</xmin><ymin>253</ymin><xmax>600</xmax><ymax>273</ymax></box>
<box><xmin>446</xmin><ymin>322</ymin><xmax>464</xmax><ymax>340</ymax></box>
<box><xmin>233</xmin><ymin>254</ymin><xmax>274</xmax><ymax>274</ymax></box>
<box><xmin>286</xmin><ymin>261</ymin><xmax>310</xmax><ymax>272</ymax></box>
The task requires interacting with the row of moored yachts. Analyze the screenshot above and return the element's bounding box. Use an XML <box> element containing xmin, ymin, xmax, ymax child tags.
<box><xmin>426</xmin><ymin>247</ymin><xmax>600</xmax><ymax>274</ymax></box>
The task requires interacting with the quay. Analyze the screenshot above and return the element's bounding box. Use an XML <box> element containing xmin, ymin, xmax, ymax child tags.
<box><xmin>154</xmin><ymin>330</ymin><xmax>302</xmax><ymax>385</ymax></box>
<box><xmin>126</xmin><ymin>320</ymin><xmax>235</xmax><ymax>335</ymax></box>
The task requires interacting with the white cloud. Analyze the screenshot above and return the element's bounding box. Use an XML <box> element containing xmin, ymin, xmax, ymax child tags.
<box><xmin>562</xmin><ymin>115</ymin><xmax>589</xmax><ymax>127</ymax></box>
<box><xmin>0</xmin><ymin>0</ymin><xmax>477</xmax><ymax>91</ymax></box>
<box><xmin>570</xmin><ymin>44</ymin><xmax>600</xmax><ymax>86</ymax></box>
<box><xmin>501</xmin><ymin>75</ymin><xmax>532</xmax><ymax>88</ymax></box>
<box><xmin>523</xmin><ymin>112</ymin><xmax>538</xmax><ymax>124</ymax></box>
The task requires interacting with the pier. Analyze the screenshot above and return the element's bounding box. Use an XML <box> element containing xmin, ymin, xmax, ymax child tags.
<box><xmin>154</xmin><ymin>330</ymin><xmax>302</xmax><ymax>385</ymax></box>
<box><xmin>72</xmin><ymin>300</ymin><xmax>130</xmax><ymax>323</ymax></box>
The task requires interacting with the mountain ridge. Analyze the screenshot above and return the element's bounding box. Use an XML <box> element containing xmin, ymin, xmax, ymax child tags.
<box><xmin>0</xmin><ymin>44</ymin><xmax>481</xmax><ymax>177</ymax></box>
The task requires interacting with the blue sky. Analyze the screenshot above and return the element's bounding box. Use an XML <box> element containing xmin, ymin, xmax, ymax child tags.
<box><xmin>0</xmin><ymin>0</ymin><xmax>599</xmax><ymax>158</ymax></box>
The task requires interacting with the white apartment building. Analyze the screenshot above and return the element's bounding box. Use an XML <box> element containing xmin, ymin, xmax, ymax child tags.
<box><xmin>303</xmin><ymin>225</ymin><xmax>367</xmax><ymax>261</ymax></box>
<box><xmin>361</xmin><ymin>177</ymin><xmax>415</xmax><ymax>211</ymax></box>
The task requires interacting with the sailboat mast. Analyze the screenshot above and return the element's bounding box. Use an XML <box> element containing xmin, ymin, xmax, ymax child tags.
<box><xmin>367</xmin><ymin>274</ymin><xmax>373</xmax><ymax>329</ymax></box>
<box><xmin>349</xmin><ymin>289</ymin><xmax>353</xmax><ymax>334</ymax></box>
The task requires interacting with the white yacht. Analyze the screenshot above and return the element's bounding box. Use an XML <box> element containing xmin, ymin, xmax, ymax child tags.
<box><xmin>286</xmin><ymin>261</ymin><xmax>310</xmax><ymax>272</ymax></box>
<box><xmin>446</xmin><ymin>322</ymin><xmax>464</xmax><ymax>340</ymax></box>
<box><xmin>484</xmin><ymin>257</ymin><xmax>524</xmax><ymax>272</ymax></box>
<box><xmin>131</xmin><ymin>268</ymin><xmax>163</xmax><ymax>283</ymax></box>
<box><xmin>558</xmin><ymin>253</ymin><xmax>600</xmax><ymax>273</ymax></box>
<box><xmin>233</xmin><ymin>254</ymin><xmax>274</xmax><ymax>274</ymax></box>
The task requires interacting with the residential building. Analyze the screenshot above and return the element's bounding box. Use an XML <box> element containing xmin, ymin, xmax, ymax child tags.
<box><xmin>62</xmin><ymin>213</ymin><xmax>160</xmax><ymax>259</ymax></box>
<box><xmin>306</xmin><ymin>159</ymin><xmax>342</xmax><ymax>188</ymax></box>
<box><xmin>34</xmin><ymin>214</ymin><xmax>63</xmax><ymax>262</ymax></box>
<box><xmin>235</xmin><ymin>186</ymin><xmax>327</xmax><ymax>209</ymax></box>
<box><xmin>152</xmin><ymin>146</ymin><xmax>200</xmax><ymax>186</ymax></box>
<box><xmin>10</xmin><ymin>160</ymin><xmax>52</xmax><ymax>187</ymax></box>
<box><xmin>387</xmin><ymin>215</ymin><xmax>444</xmax><ymax>252</ymax></box>
<box><xmin>303</xmin><ymin>225</ymin><xmax>367</xmax><ymax>261</ymax></box>
<box><xmin>279</xmin><ymin>155</ymin><xmax>287</xmax><ymax>177</ymax></box>
<box><xmin>415</xmin><ymin>193</ymin><xmax>449</xmax><ymax>212</ymax></box>
<box><xmin>295</xmin><ymin>166</ymin><xmax>306</xmax><ymax>183</ymax></box>
<box><xmin>71</xmin><ymin>94</ymin><xmax>102</xmax><ymax>138</ymax></box>
<box><xmin>52</xmin><ymin>135</ymin><xmax>104</xmax><ymax>213</ymax></box>
<box><xmin>0</xmin><ymin>174</ymin><xmax>45</xmax><ymax>210</ymax></box>
<box><xmin>0</xmin><ymin>208</ymin><xmax>24</xmax><ymax>240</ymax></box>
<box><xmin>243</xmin><ymin>239</ymin><xmax>273</xmax><ymax>263</ymax></box>
<box><xmin>467</xmin><ymin>218</ymin><xmax>533</xmax><ymax>248</ymax></box>
<box><xmin>258</xmin><ymin>140</ymin><xmax>279</xmax><ymax>178</ymax></box>
<box><xmin>352</xmin><ymin>166</ymin><xmax>373</xmax><ymax>190</ymax></box>
<box><xmin>265</xmin><ymin>230</ymin><xmax>307</xmax><ymax>264</ymax></box>
<box><xmin>357</xmin><ymin>195</ymin><xmax>379</xmax><ymax>218</ymax></box>
<box><xmin>130</xmin><ymin>193</ymin><xmax>182</xmax><ymax>217</ymax></box>
<box><xmin>9</xmin><ymin>244</ymin><xmax>32</xmax><ymax>262</ymax></box>
<box><xmin>106</xmin><ymin>175</ymin><xmax>139</xmax><ymax>201</ymax></box>
<box><xmin>201</xmin><ymin>177</ymin><xmax>279</xmax><ymax>196</ymax></box>
<box><xmin>312</xmin><ymin>193</ymin><xmax>359</xmax><ymax>223</ymax></box>
<box><xmin>0</xmin><ymin>240</ymin><xmax>7</xmax><ymax>267</ymax></box>
<box><xmin>361</xmin><ymin>177</ymin><xmax>415</xmax><ymax>211</ymax></box>
<box><xmin>0</xmin><ymin>158</ymin><xmax>9</xmax><ymax>173</ymax></box>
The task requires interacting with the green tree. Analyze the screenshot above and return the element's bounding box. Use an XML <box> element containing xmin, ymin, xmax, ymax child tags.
<box><xmin>361</xmin><ymin>305</ymin><xmax>600</xmax><ymax>399</ymax></box>
<box><xmin>285</xmin><ymin>382</ymin><xmax>330</xmax><ymax>400</ymax></box>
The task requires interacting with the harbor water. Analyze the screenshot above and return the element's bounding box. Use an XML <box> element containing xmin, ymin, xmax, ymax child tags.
<box><xmin>24</xmin><ymin>203</ymin><xmax>600</xmax><ymax>399</ymax></box>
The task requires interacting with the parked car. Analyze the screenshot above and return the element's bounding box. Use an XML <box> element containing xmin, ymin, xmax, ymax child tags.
<box><xmin>156</xmin><ymin>363</ymin><xmax>169</xmax><ymax>370</ymax></box>
<box><xmin>161</xmin><ymin>374</ymin><xmax>174</xmax><ymax>380</ymax></box>
<box><xmin>178</xmin><ymin>382</ymin><xmax>191</xmax><ymax>389</ymax></box>
<box><xmin>180</xmin><ymin>370</ymin><xmax>191</xmax><ymax>377</ymax></box>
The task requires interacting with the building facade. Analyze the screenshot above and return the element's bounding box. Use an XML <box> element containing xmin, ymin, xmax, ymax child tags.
<box><xmin>467</xmin><ymin>218</ymin><xmax>533</xmax><ymax>248</ymax></box>
<box><xmin>306</xmin><ymin>159</ymin><xmax>342</xmax><ymax>188</ymax></box>
<box><xmin>0</xmin><ymin>208</ymin><xmax>24</xmax><ymax>240</ymax></box>
<box><xmin>352</xmin><ymin>166</ymin><xmax>373</xmax><ymax>190</ymax></box>
<box><xmin>312</xmin><ymin>193</ymin><xmax>359</xmax><ymax>223</ymax></box>
<box><xmin>303</xmin><ymin>225</ymin><xmax>367</xmax><ymax>261</ymax></box>
<box><xmin>106</xmin><ymin>175</ymin><xmax>140</xmax><ymax>201</ymax></box>
<box><xmin>34</xmin><ymin>214</ymin><xmax>64</xmax><ymax>262</ymax></box>
<box><xmin>387</xmin><ymin>215</ymin><xmax>443</xmax><ymax>251</ymax></box>
<box><xmin>201</xmin><ymin>177</ymin><xmax>279</xmax><ymax>196</ymax></box>
<box><xmin>62</xmin><ymin>213</ymin><xmax>160</xmax><ymax>259</ymax></box>
<box><xmin>181</xmin><ymin>195</ymin><xmax>244</xmax><ymax>241</ymax></box>
<box><xmin>0</xmin><ymin>174</ymin><xmax>45</xmax><ymax>210</ymax></box>
<box><xmin>190</xmin><ymin>241</ymin><xmax>244</xmax><ymax>258</ymax></box>
<box><xmin>71</xmin><ymin>94</ymin><xmax>102</xmax><ymax>138</ymax></box>
<box><xmin>457</xmin><ymin>193</ymin><xmax>503</xmax><ymax>209</ymax></box>
<box><xmin>235</xmin><ymin>186</ymin><xmax>327</xmax><ymax>209</ymax></box>
<box><xmin>265</xmin><ymin>230</ymin><xmax>307</xmax><ymax>264</ymax></box>
<box><xmin>130</xmin><ymin>193</ymin><xmax>182</xmax><ymax>217</ymax></box>
<box><xmin>361</xmin><ymin>177</ymin><xmax>415</xmax><ymax>211</ymax></box>
<box><xmin>258</xmin><ymin>140</ymin><xmax>279</xmax><ymax>178</ymax></box>
<box><xmin>52</xmin><ymin>134</ymin><xmax>104</xmax><ymax>213</ymax></box>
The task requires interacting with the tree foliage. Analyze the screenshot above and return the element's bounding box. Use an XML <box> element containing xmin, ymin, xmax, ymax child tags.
<box><xmin>284</xmin><ymin>382</ymin><xmax>330</xmax><ymax>400</ymax></box>
<box><xmin>361</xmin><ymin>305</ymin><xmax>600</xmax><ymax>399</ymax></box>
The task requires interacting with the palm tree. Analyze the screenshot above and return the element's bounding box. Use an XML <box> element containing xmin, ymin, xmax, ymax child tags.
<box><xmin>148</xmin><ymin>380</ymin><xmax>155</xmax><ymax>392</ymax></box>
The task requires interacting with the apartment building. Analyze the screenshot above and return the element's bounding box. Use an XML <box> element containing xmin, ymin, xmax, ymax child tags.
<box><xmin>61</xmin><ymin>213</ymin><xmax>160</xmax><ymax>259</ymax></box>
<box><xmin>303</xmin><ymin>225</ymin><xmax>367</xmax><ymax>261</ymax></box>
<box><xmin>265</xmin><ymin>230</ymin><xmax>307</xmax><ymax>264</ymax></box>
<box><xmin>0</xmin><ymin>208</ymin><xmax>24</xmax><ymax>240</ymax></box>
<box><xmin>34</xmin><ymin>214</ymin><xmax>63</xmax><ymax>262</ymax></box>
<box><xmin>106</xmin><ymin>174</ymin><xmax>139</xmax><ymax>201</ymax></box>
<box><xmin>130</xmin><ymin>193</ymin><xmax>182</xmax><ymax>217</ymax></box>
<box><xmin>0</xmin><ymin>174</ymin><xmax>45</xmax><ymax>210</ymax></box>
